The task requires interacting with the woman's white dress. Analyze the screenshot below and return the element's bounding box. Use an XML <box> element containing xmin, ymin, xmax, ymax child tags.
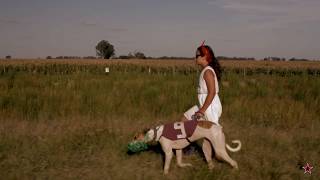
<box><xmin>184</xmin><ymin>66</ymin><xmax>222</xmax><ymax>125</ymax></box>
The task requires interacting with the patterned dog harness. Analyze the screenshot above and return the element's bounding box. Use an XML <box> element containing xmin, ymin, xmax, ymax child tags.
<box><xmin>161</xmin><ymin>120</ymin><xmax>198</xmax><ymax>141</ymax></box>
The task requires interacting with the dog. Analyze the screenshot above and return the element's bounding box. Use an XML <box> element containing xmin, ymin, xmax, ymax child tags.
<box><xmin>133</xmin><ymin>119</ymin><xmax>241</xmax><ymax>174</ymax></box>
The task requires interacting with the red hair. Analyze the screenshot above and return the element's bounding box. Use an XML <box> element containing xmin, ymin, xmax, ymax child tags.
<box><xmin>200</xmin><ymin>46</ymin><xmax>212</xmax><ymax>63</ymax></box>
<box><xmin>196</xmin><ymin>43</ymin><xmax>222</xmax><ymax>81</ymax></box>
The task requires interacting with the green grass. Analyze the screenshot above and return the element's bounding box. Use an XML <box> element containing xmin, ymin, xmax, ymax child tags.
<box><xmin>0</xmin><ymin>64</ymin><xmax>319</xmax><ymax>179</ymax></box>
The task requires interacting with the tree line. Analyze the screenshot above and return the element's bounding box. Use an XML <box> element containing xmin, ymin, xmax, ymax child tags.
<box><xmin>2</xmin><ymin>40</ymin><xmax>315</xmax><ymax>61</ymax></box>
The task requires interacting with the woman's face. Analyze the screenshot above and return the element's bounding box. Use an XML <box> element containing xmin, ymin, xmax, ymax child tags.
<box><xmin>195</xmin><ymin>49</ymin><xmax>207</xmax><ymax>66</ymax></box>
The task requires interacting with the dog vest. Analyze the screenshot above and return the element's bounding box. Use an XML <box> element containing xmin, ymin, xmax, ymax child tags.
<box><xmin>161</xmin><ymin>120</ymin><xmax>198</xmax><ymax>140</ymax></box>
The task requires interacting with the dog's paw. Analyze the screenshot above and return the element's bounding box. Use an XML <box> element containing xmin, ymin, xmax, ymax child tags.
<box><xmin>233</xmin><ymin>165</ymin><xmax>239</xmax><ymax>170</ymax></box>
<box><xmin>163</xmin><ymin>169</ymin><xmax>169</xmax><ymax>175</ymax></box>
<box><xmin>231</xmin><ymin>162</ymin><xmax>238</xmax><ymax>170</ymax></box>
<box><xmin>178</xmin><ymin>163</ymin><xmax>192</xmax><ymax>168</ymax></box>
<box><xmin>208</xmin><ymin>162</ymin><xmax>215</xmax><ymax>170</ymax></box>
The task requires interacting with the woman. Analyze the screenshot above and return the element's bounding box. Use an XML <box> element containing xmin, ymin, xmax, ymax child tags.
<box><xmin>182</xmin><ymin>42</ymin><xmax>222</xmax><ymax>158</ymax></box>
<box><xmin>182</xmin><ymin>42</ymin><xmax>222</xmax><ymax>125</ymax></box>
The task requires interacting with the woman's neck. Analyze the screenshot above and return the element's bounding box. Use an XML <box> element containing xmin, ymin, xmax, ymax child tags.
<box><xmin>200</xmin><ymin>63</ymin><xmax>209</xmax><ymax>69</ymax></box>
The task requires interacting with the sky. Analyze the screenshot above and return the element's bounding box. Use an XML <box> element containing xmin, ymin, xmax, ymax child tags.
<box><xmin>1</xmin><ymin>0</ymin><xmax>320</xmax><ymax>60</ymax></box>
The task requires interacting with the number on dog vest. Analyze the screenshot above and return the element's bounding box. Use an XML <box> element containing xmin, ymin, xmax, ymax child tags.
<box><xmin>173</xmin><ymin>122</ymin><xmax>187</xmax><ymax>139</ymax></box>
<box><xmin>162</xmin><ymin>120</ymin><xmax>198</xmax><ymax>140</ymax></box>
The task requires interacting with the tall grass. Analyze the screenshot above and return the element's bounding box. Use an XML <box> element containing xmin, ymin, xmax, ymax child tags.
<box><xmin>0</xmin><ymin>60</ymin><xmax>319</xmax><ymax>179</ymax></box>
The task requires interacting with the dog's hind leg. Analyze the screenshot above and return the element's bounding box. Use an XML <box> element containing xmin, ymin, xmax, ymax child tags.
<box><xmin>210</xmin><ymin>131</ymin><xmax>238</xmax><ymax>169</ymax></box>
<box><xmin>215</xmin><ymin>149</ymin><xmax>238</xmax><ymax>169</ymax></box>
<box><xmin>202</xmin><ymin>139</ymin><xmax>214</xmax><ymax>170</ymax></box>
<box><xmin>176</xmin><ymin>149</ymin><xmax>192</xmax><ymax>168</ymax></box>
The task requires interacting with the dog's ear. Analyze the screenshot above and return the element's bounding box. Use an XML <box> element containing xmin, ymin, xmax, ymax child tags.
<box><xmin>133</xmin><ymin>132</ymin><xmax>140</xmax><ymax>140</ymax></box>
<box><xmin>142</xmin><ymin>128</ymin><xmax>150</xmax><ymax>134</ymax></box>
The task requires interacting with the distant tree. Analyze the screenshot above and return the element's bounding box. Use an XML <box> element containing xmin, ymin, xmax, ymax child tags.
<box><xmin>128</xmin><ymin>52</ymin><xmax>134</xmax><ymax>59</ymax></box>
<box><xmin>46</xmin><ymin>56</ymin><xmax>52</xmax><ymax>59</ymax></box>
<box><xmin>5</xmin><ymin>55</ymin><xmax>11</xmax><ymax>59</ymax></box>
<box><xmin>95</xmin><ymin>40</ymin><xmax>115</xmax><ymax>59</ymax></box>
<box><xmin>134</xmin><ymin>51</ymin><xmax>146</xmax><ymax>59</ymax></box>
<box><xmin>83</xmin><ymin>56</ymin><xmax>96</xmax><ymax>59</ymax></box>
<box><xmin>116</xmin><ymin>51</ymin><xmax>147</xmax><ymax>59</ymax></box>
<box><xmin>118</xmin><ymin>55</ymin><xmax>129</xmax><ymax>59</ymax></box>
<box><xmin>289</xmin><ymin>57</ymin><xmax>308</xmax><ymax>61</ymax></box>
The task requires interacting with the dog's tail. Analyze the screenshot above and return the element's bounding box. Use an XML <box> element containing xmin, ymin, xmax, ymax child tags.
<box><xmin>226</xmin><ymin>140</ymin><xmax>241</xmax><ymax>152</ymax></box>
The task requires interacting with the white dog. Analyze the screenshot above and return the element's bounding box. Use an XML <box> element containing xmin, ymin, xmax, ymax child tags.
<box><xmin>134</xmin><ymin>120</ymin><xmax>241</xmax><ymax>174</ymax></box>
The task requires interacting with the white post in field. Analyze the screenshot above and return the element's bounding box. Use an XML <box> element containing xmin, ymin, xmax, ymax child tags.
<box><xmin>105</xmin><ymin>67</ymin><xmax>110</xmax><ymax>74</ymax></box>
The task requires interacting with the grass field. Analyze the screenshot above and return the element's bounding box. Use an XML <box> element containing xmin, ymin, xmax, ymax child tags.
<box><xmin>0</xmin><ymin>59</ymin><xmax>319</xmax><ymax>179</ymax></box>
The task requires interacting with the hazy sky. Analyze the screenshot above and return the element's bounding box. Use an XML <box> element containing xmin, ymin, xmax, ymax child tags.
<box><xmin>1</xmin><ymin>0</ymin><xmax>320</xmax><ymax>59</ymax></box>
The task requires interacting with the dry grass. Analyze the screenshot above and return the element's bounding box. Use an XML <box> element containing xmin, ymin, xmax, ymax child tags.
<box><xmin>1</xmin><ymin>58</ymin><xmax>320</xmax><ymax>70</ymax></box>
<box><xmin>0</xmin><ymin>60</ymin><xmax>319</xmax><ymax>179</ymax></box>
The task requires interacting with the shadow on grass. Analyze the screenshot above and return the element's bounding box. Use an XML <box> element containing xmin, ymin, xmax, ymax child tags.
<box><xmin>126</xmin><ymin>141</ymin><xmax>209</xmax><ymax>165</ymax></box>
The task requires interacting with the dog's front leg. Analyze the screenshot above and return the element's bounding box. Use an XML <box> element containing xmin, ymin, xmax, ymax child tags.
<box><xmin>160</xmin><ymin>139</ymin><xmax>173</xmax><ymax>175</ymax></box>
<box><xmin>176</xmin><ymin>149</ymin><xmax>192</xmax><ymax>168</ymax></box>
<box><xmin>163</xmin><ymin>148</ymin><xmax>173</xmax><ymax>175</ymax></box>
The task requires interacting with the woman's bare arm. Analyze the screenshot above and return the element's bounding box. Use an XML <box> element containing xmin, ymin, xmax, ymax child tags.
<box><xmin>198</xmin><ymin>69</ymin><xmax>216</xmax><ymax>114</ymax></box>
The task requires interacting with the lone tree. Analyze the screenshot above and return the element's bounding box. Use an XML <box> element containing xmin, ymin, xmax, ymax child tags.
<box><xmin>95</xmin><ymin>40</ymin><xmax>115</xmax><ymax>59</ymax></box>
<box><xmin>134</xmin><ymin>51</ymin><xmax>146</xmax><ymax>59</ymax></box>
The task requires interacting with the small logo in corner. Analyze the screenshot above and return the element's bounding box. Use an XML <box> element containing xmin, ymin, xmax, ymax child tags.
<box><xmin>302</xmin><ymin>163</ymin><xmax>313</xmax><ymax>175</ymax></box>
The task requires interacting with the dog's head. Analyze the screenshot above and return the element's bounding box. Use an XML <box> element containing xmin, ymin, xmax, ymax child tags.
<box><xmin>133</xmin><ymin>128</ymin><xmax>155</xmax><ymax>143</ymax></box>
